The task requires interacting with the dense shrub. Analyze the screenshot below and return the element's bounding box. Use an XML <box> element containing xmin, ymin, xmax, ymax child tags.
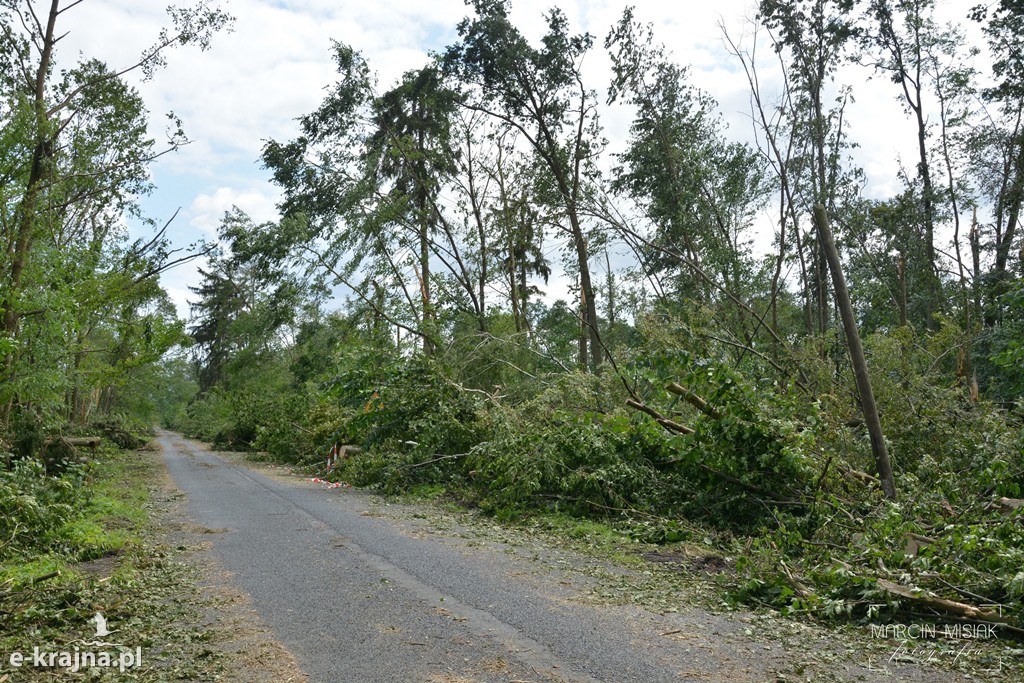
<box><xmin>466</xmin><ymin>408</ymin><xmax>668</xmax><ymax>516</ymax></box>
<box><xmin>252</xmin><ymin>394</ymin><xmax>347</xmax><ymax>464</ymax></box>
<box><xmin>729</xmin><ymin>328</ymin><xmax>1024</xmax><ymax>626</ymax></box>
<box><xmin>0</xmin><ymin>457</ymin><xmax>90</xmax><ymax>562</ymax></box>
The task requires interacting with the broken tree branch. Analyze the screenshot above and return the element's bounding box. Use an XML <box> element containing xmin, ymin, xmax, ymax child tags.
<box><xmin>665</xmin><ymin>383</ymin><xmax>722</xmax><ymax>420</ymax></box>
<box><xmin>625</xmin><ymin>398</ymin><xmax>695</xmax><ymax>435</ymax></box>
<box><xmin>876</xmin><ymin>579</ymin><xmax>1011</xmax><ymax>624</ymax></box>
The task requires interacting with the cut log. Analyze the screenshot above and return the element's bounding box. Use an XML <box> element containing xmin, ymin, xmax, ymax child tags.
<box><xmin>92</xmin><ymin>422</ymin><xmax>144</xmax><ymax>449</ymax></box>
<box><xmin>997</xmin><ymin>497</ymin><xmax>1024</xmax><ymax>512</ymax></box>
<box><xmin>45</xmin><ymin>436</ymin><xmax>101</xmax><ymax>450</ymax></box>
<box><xmin>41</xmin><ymin>437</ymin><xmax>87</xmax><ymax>474</ymax></box>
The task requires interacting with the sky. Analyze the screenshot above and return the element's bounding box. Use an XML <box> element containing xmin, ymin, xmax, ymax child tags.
<box><xmin>53</xmin><ymin>0</ymin><xmax>986</xmax><ymax>319</ymax></box>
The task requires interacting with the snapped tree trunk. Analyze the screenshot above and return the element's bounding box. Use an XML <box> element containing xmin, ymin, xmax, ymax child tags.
<box><xmin>812</xmin><ymin>204</ymin><xmax>897</xmax><ymax>500</ymax></box>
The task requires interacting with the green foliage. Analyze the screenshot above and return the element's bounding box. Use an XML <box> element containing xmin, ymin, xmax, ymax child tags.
<box><xmin>0</xmin><ymin>434</ymin><xmax>149</xmax><ymax>566</ymax></box>
<box><xmin>630</xmin><ymin>347</ymin><xmax>819</xmax><ymax>522</ymax></box>
<box><xmin>724</xmin><ymin>325</ymin><xmax>1024</xmax><ymax>627</ymax></box>
<box><xmin>190</xmin><ymin>215</ymin><xmax>303</xmax><ymax>395</ymax></box>
<box><xmin>607</xmin><ymin>9</ymin><xmax>768</xmax><ymax>301</ymax></box>
<box><xmin>732</xmin><ymin>486</ymin><xmax>1024</xmax><ymax>628</ymax></box>
<box><xmin>328</xmin><ymin>350</ymin><xmax>486</xmax><ymax>470</ymax></box>
<box><xmin>862</xmin><ymin>324</ymin><xmax>1022</xmax><ymax>495</ymax></box>
<box><xmin>318</xmin><ymin>346</ymin><xmax>819</xmax><ymax>532</ymax></box>
<box><xmin>987</xmin><ymin>279</ymin><xmax>1024</xmax><ymax>399</ymax></box>
<box><xmin>0</xmin><ymin>441</ymin><xmax>235</xmax><ymax>683</ymax></box>
<box><xmin>445</xmin><ymin>0</ymin><xmax>607</xmax><ymax>369</ymax></box>
<box><xmin>0</xmin><ymin>459</ymin><xmax>84</xmax><ymax>561</ymax></box>
<box><xmin>466</xmin><ymin>406</ymin><xmax>666</xmax><ymax>516</ymax></box>
<box><xmin>0</xmin><ymin>2</ymin><xmax>230</xmax><ymax>433</ymax></box>
<box><xmin>162</xmin><ymin>0</ymin><xmax>1024</xmax><ymax>644</ymax></box>
<box><xmin>176</xmin><ymin>387</ymin><xmax>224</xmax><ymax>442</ymax></box>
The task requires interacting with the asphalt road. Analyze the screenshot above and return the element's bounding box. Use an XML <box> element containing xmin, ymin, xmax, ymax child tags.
<box><xmin>158</xmin><ymin>431</ymin><xmax>956</xmax><ymax>683</ymax></box>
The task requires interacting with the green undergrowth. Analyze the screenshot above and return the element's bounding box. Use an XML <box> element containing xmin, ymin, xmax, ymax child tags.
<box><xmin>1</xmin><ymin>440</ymin><xmax>227</xmax><ymax>681</ymax></box>
<box><xmin>1</xmin><ymin>443</ymin><xmax>137</xmax><ymax>572</ymax></box>
<box><xmin>313</xmin><ymin>355</ymin><xmax>1023</xmax><ymax>648</ymax></box>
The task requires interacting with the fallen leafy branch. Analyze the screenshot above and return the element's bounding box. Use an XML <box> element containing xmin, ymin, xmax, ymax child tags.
<box><xmin>875</xmin><ymin>578</ymin><xmax>1011</xmax><ymax>624</ymax></box>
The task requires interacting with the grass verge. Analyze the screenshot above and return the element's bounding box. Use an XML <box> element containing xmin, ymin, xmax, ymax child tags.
<box><xmin>0</xmin><ymin>442</ymin><xmax>228</xmax><ymax>681</ymax></box>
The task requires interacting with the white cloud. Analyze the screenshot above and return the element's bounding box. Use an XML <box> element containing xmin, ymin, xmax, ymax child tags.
<box><xmin>163</xmin><ymin>283</ymin><xmax>198</xmax><ymax>321</ymax></box>
<box><xmin>189</xmin><ymin>185</ymin><xmax>280</xmax><ymax>237</ymax></box>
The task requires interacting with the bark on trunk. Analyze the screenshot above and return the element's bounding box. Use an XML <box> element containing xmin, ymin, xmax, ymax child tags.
<box><xmin>813</xmin><ymin>204</ymin><xmax>896</xmax><ymax>500</ymax></box>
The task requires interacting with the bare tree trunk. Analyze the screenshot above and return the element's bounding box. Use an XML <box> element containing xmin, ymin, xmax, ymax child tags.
<box><xmin>568</xmin><ymin>213</ymin><xmax>600</xmax><ymax>370</ymax></box>
<box><xmin>996</xmin><ymin>136</ymin><xmax>1024</xmax><ymax>276</ymax></box>
<box><xmin>604</xmin><ymin>248</ymin><xmax>615</xmax><ymax>358</ymax></box>
<box><xmin>518</xmin><ymin>258</ymin><xmax>533</xmax><ymax>337</ymax></box>
<box><xmin>813</xmin><ymin>204</ymin><xmax>896</xmax><ymax>500</ymax></box>
<box><xmin>577</xmin><ymin>275</ymin><xmax>587</xmax><ymax>369</ymax></box>
<box><xmin>508</xmin><ymin>250</ymin><xmax>523</xmax><ymax>334</ymax></box>
<box><xmin>914</xmin><ymin>101</ymin><xmax>941</xmax><ymax>328</ymax></box>
<box><xmin>418</xmin><ymin>204</ymin><xmax>433</xmax><ymax>356</ymax></box>
<box><xmin>970</xmin><ymin>208</ymin><xmax>982</xmax><ymax>325</ymax></box>
<box><xmin>463</xmin><ymin>121</ymin><xmax>488</xmax><ymax>331</ymax></box>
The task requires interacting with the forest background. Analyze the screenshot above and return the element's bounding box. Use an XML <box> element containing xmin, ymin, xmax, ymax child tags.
<box><xmin>2</xmin><ymin>0</ymin><xmax>1023</xmax><ymax>636</ymax></box>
